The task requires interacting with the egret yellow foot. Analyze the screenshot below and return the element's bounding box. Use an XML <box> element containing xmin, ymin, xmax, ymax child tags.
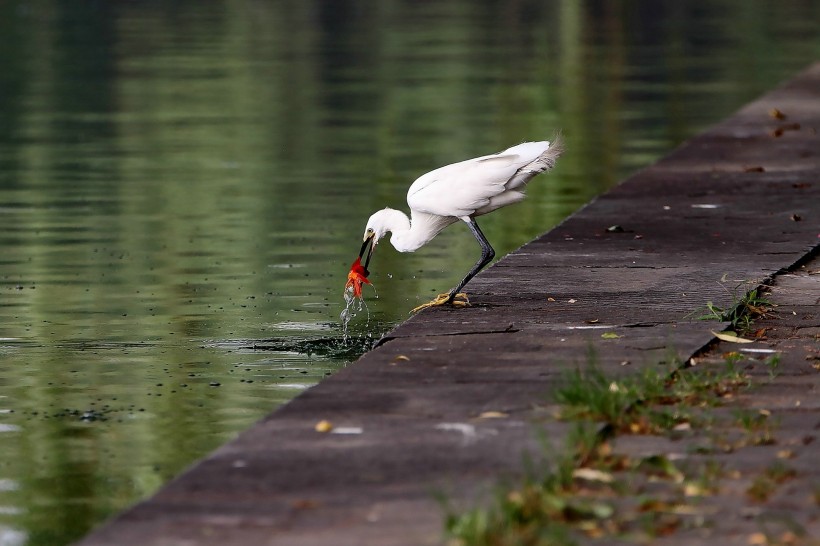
<box><xmin>411</xmin><ymin>292</ymin><xmax>470</xmax><ymax>313</ymax></box>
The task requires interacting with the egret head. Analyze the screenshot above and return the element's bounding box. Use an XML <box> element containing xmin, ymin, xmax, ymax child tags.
<box><xmin>363</xmin><ymin>208</ymin><xmax>398</xmax><ymax>246</ymax></box>
<box><xmin>358</xmin><ymin>208</ymin><xmax>412</xmax><ymax>268</ymax></box>
<box><xmin>358</xmin><ymin>210</ymin><xmax>388</xmax><ymax>271</ymax></box>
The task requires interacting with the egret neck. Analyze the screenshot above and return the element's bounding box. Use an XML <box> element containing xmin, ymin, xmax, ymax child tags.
<box><xmin>366</xmin><ymin>208</ymin><xmax>456</xmax><ymax>253</ymax></box>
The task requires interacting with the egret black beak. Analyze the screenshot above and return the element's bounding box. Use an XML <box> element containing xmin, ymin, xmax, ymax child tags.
<box><xmin>359</xmin><ymin>233</ymin><xmax>375</xmax><ymax>274</ymax></box>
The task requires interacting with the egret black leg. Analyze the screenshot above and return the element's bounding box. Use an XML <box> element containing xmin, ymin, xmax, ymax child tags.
<box><xmin>447</xmin><ymin>218</ymin><xmax>495</xmax><ymax>303</ymax></box>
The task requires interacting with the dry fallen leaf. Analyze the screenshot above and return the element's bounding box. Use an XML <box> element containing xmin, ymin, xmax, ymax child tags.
<box><xmin>669</xmin><ymin>504</ymin><xmax>708</xmax><ymax>515</ymax></box>
<box><xmin>748</xmin><ymin>532</ymin><xmax>767</xmax><ymax>545</ymax></box>
<box><xmin>314</xmin><ymin>420</ymin><xmax>334</xmax><ymax>433</ymax></box>
<box><xmin>580</xmin><ymin>522</ymin><xmax>605</xmax><ymax>538</ymax></box>
<box><xmin>506</xmin><ymin>490</ymin><xmax>523</xmax><ymax>504</ymax></box>
<box><xmin>712</xmin><ymin>330</ymin><xmax>754</xmax><ymax>343</ymax></box>
<box><xmin>769</xmin><ymin>108</ymin><xmax>787</xmax><ymax>120</ymax></box>
<box><xmin>391</xmin><ymin>355</ymin><xmax>410</xmax><ymax>364</ymax></box>
<box><xmin>547</xmin><ymin>297</ymin><xmax>556</xmax><ymax>302</ymax></box>
<box><xmin>771</xmin><ymin>122</ymin><xmax>801</xmax><ymax>137</ymax></box>
<box><xmin>683</xmin><ymin>482</ymin><xmax>708</xmax><ymax>497</ymax></box>
<box><xmin>478</xmin><ymin>411</ymin><xmax>508</xmax><ymax>419</ymax></box>
<box><xmin>573</xmin><ymin>468</ymin><xmax>614</xmax><ymax>483</ymax></box>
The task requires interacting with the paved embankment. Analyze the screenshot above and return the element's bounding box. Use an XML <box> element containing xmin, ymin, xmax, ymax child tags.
<box><xmin>76</xmin><ymin>63</ymin><xmax>819</xmax><ymax>545</ymax></box>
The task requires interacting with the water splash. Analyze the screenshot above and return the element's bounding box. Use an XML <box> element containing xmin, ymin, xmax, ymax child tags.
<box><xmin>341</xmin><ymin>284</ymin><xmax>375</xmax><ymax>342</ymax></box>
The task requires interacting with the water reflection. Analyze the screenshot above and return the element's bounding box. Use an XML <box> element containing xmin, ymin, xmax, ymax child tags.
<box><xmin>0</xmin><ymin>1</ymin><xmax>819</xmax><ymax>544</ymax></box>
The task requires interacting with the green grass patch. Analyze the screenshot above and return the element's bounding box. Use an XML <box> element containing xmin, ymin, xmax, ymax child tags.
<box><xmin>746</xmin><ymin>462</ymin><xmax>797</xmax><ymax>503</ymax></box>
<box><xmin>445</xmin><ymin>359</ymin><xmax>756</xmax><ymax>546</ymax></box>
<box><xmin>554</xmin><ymin>360</ymin><xmax>747</xmax><ymax>435</ymax></box>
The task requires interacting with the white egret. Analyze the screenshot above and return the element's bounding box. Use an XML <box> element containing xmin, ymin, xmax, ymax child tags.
<box><xmin>357</xmin><ymin>138</ymin><xmax>563</xmax><ymax>311</ymax></box>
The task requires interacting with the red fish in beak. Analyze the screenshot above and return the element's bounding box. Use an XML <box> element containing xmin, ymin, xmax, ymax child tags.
<box><xmin>345</xmin><ymin>233</ymin><xmax>375</xmax><ymax>298</ymax></box>
<box><xmin>345</xmin><ymin>256</ymin><xmax>372</xmax><ymax>298</ymax></box>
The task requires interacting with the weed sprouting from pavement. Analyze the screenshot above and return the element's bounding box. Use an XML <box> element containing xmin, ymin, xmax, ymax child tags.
<box><xmin>764</xmin><ymin>353</ymin><xmax>781</xmax><ymax>378</ymax></box>
<box><xmin>554</xmin><ymin>360</ymin><xmax>748</xmax><ymax>436</ymax></box>
<box><xmin>693</xmin><ymin>281</ymin><xmax>773</xmax><ymax>333</ymax></box>
<box><xmin>747</xmin><ymin>461</ymin><xmax>797</xmax><ymax>502</ymax></box>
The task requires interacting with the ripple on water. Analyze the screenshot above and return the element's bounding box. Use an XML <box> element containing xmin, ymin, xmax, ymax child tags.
<box><xmin>206</xmin><ymin>336</ymin><xmax>374</xmax><ymax>360</ymax></box>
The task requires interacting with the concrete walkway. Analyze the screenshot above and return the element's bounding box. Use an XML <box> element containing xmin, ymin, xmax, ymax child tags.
<box><xmin>607</xmin><ymin>253</ymin><xmax>820</xmax><ymax>544</ymax></box>
<box><xmin>76</xmin><ymin>63</ymin><xmax>819</xmax><ymax>546</ymax></box>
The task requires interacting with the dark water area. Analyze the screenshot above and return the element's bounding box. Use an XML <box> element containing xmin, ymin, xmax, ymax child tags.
<box><xmin>0</xmin><ymin>1</ymin><xmax>818</xmax><ymax>544</ymax></box>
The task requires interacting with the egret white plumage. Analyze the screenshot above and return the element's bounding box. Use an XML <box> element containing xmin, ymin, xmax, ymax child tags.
<box><xmin>354</xmin><ymin>138</ymin><xmax>563</xmax><ymax>312</ymax></box>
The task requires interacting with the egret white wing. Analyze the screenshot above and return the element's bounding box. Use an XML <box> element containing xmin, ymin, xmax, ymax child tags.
<box><xmin>407</xmin><ymin>141</ymin><xmax>552</xmax><ymax>218</ymax></box>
